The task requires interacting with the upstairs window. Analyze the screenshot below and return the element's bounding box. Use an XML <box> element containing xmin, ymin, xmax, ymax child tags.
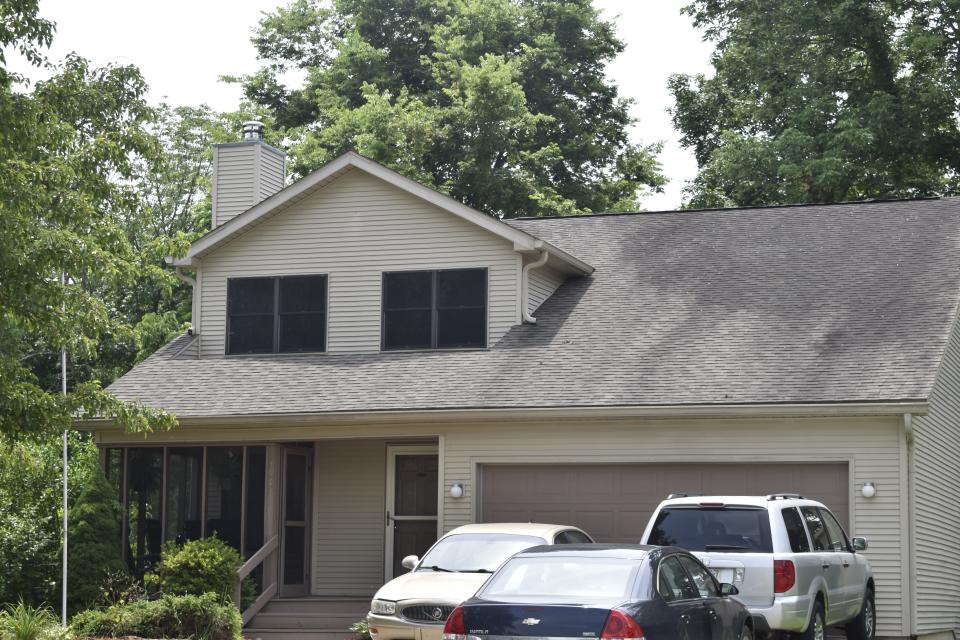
<box><xmin>227</xmin><ymin>275</ymin><xmax>327</xmax><ymax>354</ymax></box>
<box><xmin>382</xmin><ymin>268</ymin><xmax>487</xmax><ymax>350</ymax></box>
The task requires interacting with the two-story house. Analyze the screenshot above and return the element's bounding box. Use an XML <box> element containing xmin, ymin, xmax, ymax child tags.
<box><xmin>85</xmin><ymin>122</ymin><xmax>960</xmax><ymax>639</ymax></box>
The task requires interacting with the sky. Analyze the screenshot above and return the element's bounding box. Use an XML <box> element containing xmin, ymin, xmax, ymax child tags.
<box><xmin>10</xmin><ymin>0</ymin><xmax>714</xmax><ymax>210</ymax></box>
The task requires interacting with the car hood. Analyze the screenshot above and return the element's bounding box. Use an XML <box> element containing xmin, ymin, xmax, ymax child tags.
<box><xmin>374</xmin><ymin>571</ymin><xmax>491</xmax><ymax>603</ymax></box>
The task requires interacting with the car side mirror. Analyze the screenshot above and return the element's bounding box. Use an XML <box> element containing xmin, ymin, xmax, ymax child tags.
<box><xmin>719</xmin><ymin>583</ymin><xmax>739</xmax><ymax>597</ymax></box>
<box><xmin>401</xmin><ymin>555</ymin><xmax>419</xmax><ymax>571</ymax></box>
<box><xmin>852</xmin><ymin>537</ymin><xmax>868</xmax><ymax>552</ymax></box>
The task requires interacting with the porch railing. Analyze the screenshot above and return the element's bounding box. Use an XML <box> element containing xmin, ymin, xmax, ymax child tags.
<box><xmin>235</xmin><ymin>534</ymin><xmax>279</xmax><ymax>625</ymax></box>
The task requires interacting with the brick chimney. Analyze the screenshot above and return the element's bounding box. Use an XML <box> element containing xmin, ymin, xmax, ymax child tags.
<box><xmin>211</xmin><ymin>121</ymin><xmax>286</xmax><ymax>228</ymax></box>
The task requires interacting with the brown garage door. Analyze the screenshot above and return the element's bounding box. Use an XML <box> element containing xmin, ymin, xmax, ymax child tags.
<box><xmin>480</xmin><ymin>463</ymin><xmax>849</xmax><ymax>543</ymax></box>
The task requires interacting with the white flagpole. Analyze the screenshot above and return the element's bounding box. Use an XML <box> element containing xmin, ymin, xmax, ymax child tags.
<box><xmin>61</xmin><ymin>272</ymin><xmax>68</xmax><ymax>625</ymax></box>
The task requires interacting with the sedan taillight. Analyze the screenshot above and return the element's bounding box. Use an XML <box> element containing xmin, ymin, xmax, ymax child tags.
<box><xmin>774</xmin><ymin>559</ymin><xmax>796</xmax><ymax>593</ymax></box>
<box><xmin>442</xmin><ymin>606</ymin><xmax>466</xmax><ymax>640</ymax></box>
<box><xmin>601</xmin><ymin>609</ymin><xmax>645</xmax><ymax>640</ymax></box>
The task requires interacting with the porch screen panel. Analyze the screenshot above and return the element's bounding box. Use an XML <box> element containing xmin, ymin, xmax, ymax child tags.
<box><xmin>205</xmin><ymin>447</ymin><xmax>244</xmax><ymax>551</ymax></box>
<box><xmin>166</xmin><ymin>448</ymin><xmax>203</xmax><ymax>543</ymax></box>
<box><xmin>244</xmin><ymin>447</ymin><xmax>266</xmax><ymax>558</ymax></box>
<box><xmin>105</xmin><ymin>448</ymin><xmax>123</xmax><ymax>501</ymax></box>
<box><xmin>126</xmin><ymin>448</ymin><xmax>163</xmax><ymax>572</ymax></box>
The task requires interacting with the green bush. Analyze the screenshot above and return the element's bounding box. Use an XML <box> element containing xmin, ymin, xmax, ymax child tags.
<box><xmin>0</xmin><ymin>600</ymin><xmax>70</xmax><ymax>640</ymax></box>
<box><xmin>145</xmin><ymin>537</ymin><xmax>249</xmax><ymax>605</ymax></box>
<box><xmin>69</xmin><ymin>593</ymin><xmax>240</xmax><ymax>640</ymax></box>
<box><xmin>64</xmin><ymin>471</ymin><xmax>126</xmax><ymax>612</ymax></box>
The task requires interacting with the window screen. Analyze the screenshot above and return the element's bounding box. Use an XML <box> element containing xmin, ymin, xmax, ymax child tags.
<box><xmin>382</xmin><ymin>269</ymin><xmax>487</xmax><ymax>350</ymax></box>
<box><xmin>227</xmin><ymin>275</ymin><xmax>326</xmax><ymax>354</ymax></box>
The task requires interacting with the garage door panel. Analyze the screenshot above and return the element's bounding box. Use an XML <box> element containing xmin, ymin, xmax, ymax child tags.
<box><xmin>481</xmin><ymin>463</ymin><xmax>849</xmax><ymax>543</ymax></box>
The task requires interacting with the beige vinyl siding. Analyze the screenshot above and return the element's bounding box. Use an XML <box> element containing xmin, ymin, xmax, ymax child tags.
<box><xmin>912</xmin><ymin>322</ymin><xmax>960</xmax><ymax>635</ymax></box>
<box><xmin>528</xmin><ymin>265</ymin><xmax>565</xmax><ymax>312</ymax></box>
<box><xmin>441</xmin><ymin>417</ymin><xmax>906</xmax><ymax>637</ymax></box>
<box><xmin>258</xmin><ymin>145</ymin><xmax>286</xmax><ymax>201</ymax></box>
<box><xmin>312</xmin><ymin>439</ymin><xmax>385</xmax><ymax>596</ymax></box>
<box><xmin>199</xmin><ymin>169</ymin><xmax>520</xmax><ymax>356</ymax></box>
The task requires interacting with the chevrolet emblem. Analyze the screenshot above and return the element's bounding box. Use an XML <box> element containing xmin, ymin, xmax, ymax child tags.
<box><xmin>521</xmin><ymin>618</ymin><xmax>541</xmax><ymax>626</ymax></box>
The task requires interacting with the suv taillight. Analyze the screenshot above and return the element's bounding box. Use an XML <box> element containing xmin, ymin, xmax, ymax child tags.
<box><xmin>774</xmin><ymin>559</ymin><xmax>796</xmax><ymax>593</ymax></box>
<box><xmin>442</xmin><ymin>606</ymin><xmax>466</xmax><ymax>640</ymax></box>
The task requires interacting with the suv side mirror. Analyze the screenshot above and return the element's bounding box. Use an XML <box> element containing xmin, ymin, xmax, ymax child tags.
<box><xmin>401</xmin><ymin>555</ymin><xmax>419</xmax><ymax>571</ymax></box>
<box><xmin>852</xmin><ymin>537</ymin><xmax>868</xmax><ymax>551</ymax></box>
<box><xmin>719</xmin><ymin>583</ymin><xmax>739</xmax><ymax>597</ymax></box>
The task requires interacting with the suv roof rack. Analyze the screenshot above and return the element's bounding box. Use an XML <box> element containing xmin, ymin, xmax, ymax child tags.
<box><xmin>766</xmin><ymin>493</ymin><xmax>804</xmax><ymax>501</ymax></box>
<box><xmin>667</xmin><ymin>493</ymin><xmax>702</xmax><ymax>499</ymax></box>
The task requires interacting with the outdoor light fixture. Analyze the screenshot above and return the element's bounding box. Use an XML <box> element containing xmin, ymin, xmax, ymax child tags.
<box><xmin>861</xmin><ymin>482</ymin><xmax>877</xmax><ymax>499</ymax></box>
<box><xmin>449</xmin><ymin>483</ymin><xmax>464</xmax><ymax>499</ymax></box>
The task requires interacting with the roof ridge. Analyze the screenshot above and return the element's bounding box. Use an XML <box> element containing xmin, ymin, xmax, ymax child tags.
<box><xmin>508</xmin><ymin>196</ymin><xmax>948</xmax><ymax>221</ymax></box>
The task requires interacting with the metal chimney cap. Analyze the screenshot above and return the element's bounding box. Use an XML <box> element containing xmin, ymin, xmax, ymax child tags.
<box><xmin>241</xmin><ymin>120</ymin><xmax>265</xmax><ymax>140</ymax></box>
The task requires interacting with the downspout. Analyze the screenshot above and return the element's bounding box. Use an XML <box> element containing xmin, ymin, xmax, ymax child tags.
<box><xmin>174</xmin><ymin>266</ymin><xmax>197</xmax><ymax>335</ymax></box>
<box><xmin>521</xmin><ymin>243</ymin><xmax>548</xmax><ymax>324</ymax></box>
<box><xmin>903</xmin><ymin>412</ymin><xmax>917</xmax><ymax>638</ymax></box>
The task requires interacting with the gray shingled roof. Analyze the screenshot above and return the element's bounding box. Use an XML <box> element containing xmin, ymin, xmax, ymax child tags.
<box><xmin>108</xmin><ymin>198</ymin><xmax>960</xmax><ymax>418</ymax></box>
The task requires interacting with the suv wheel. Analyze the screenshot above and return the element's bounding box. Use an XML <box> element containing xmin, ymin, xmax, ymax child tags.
<box><xmin>797</xmin><ymin>600</ymin><xmax>825</xmax><ymax>640</ymax></box>
<box><xmin>739</xmin><ymin>624</ymin><xmax>753</xmax><ymax>640</ymax></box>
<box><xmin>845</xmin><ymin>588</ymin><xmax>875</xmax><ymax>640</ymax></box>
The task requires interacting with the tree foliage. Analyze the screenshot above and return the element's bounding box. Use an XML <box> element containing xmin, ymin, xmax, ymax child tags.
<box><xmin>236</xmin><ymin>0</ymin><xmax>664</xmax><ymax>217</ymax></box>
<box><xmin>671</xmin><ymin>0</ymin><xmax>960</xmax><ymax>208</ymax></box>
<box><xmin>0</xmin><ymin>0</ymin><xmax>178</xmax><ymax>438</ymax></box>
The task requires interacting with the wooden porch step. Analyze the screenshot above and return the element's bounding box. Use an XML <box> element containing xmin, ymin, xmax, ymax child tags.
<box><xmin>245</xmin><ymin>629</ymin><xmax>358</xmax><ymax>640</ymax></box>
<box><xmin>258</xmin><ymin>598</ymin><xmax>370</xmax><ymax>615</ymax></box>
<box><xmin>248</xmin><ymin>613</ymin><xmax>363</xmax><ymax>630</ymax></box>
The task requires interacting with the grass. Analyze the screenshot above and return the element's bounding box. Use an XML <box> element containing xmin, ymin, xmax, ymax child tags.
<box><xmin>0</xmin><ymin>601</ymin><xmax>70</xmax><ymax>640</ymax></box>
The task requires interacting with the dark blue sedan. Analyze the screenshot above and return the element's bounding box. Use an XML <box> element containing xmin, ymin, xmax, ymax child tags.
<box><xmin>442</xmin><ymin>545</ymin><xmax>768</xmax><ymax>640</ymax></box>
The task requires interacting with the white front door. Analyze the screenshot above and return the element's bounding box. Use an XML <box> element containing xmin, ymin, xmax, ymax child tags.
<box><xmin>385</xmin><ymin>445</ymin><xmax>439</xmax><ymax>581</ymax></box>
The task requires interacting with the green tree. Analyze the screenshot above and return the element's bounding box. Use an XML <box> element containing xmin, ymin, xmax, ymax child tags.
<box><xmin>671</xmin><ymin>0</ymin><xmax>960</xmax><ymax>208</ymax></box>
<box><xmin>63</xmin><ymin>470</ymin><xmax>126</xmax><ymax>613</ymax></box>
<box><xmin>0</xmin><ymin>0</ymin><xmax>178</xmax><ymax>438</ymax></box>
<box><xmin>236</xmin><ymin>0</ymin><xmax>664</xmax><ymax>217</ymax></box>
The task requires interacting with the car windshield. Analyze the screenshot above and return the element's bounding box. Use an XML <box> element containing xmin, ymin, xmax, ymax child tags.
<box><xmin>648</xmin><ymin>506</ymin><xmax>773</xmax><ymax>552</ymax></box>
<box><xmin>416</xmin><ymin>533</ymin><xmax>546</xmax><ymax>573</ymax></box>
<box><xmin>481</xmin><ymin>556</ymin><xmax>639</xmax><ymax>601</ymax></box>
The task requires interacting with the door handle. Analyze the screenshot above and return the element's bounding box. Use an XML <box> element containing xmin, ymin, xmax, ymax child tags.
<box><xmin>386</xmin><ymin>510</ymin><xmax>393</xmax><ymax>527</ymax></box>
<box><xmin>842</xmin><ymin>560</ymin><xmax>850</xmax><ymax>568</ymax></box>
<box><xmin>680</xmin><ymin>614</ymin><xmax>691</xmax><ymax>624</ymax></box>
<box><xmin>707</xmin><ymin>608</ymin><xmax>719</xmax><ymax>619</ymax></box>
<box><xmin>821</xmin><ymin>562</ymin><xmax>830</xmax><ymax>570</ymax></box>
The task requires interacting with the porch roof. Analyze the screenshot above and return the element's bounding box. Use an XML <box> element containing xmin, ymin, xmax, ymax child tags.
<box><xmin>106</xmin><ymin>197</ymin><xmax>960</xmax><ymax>418</ymax></box>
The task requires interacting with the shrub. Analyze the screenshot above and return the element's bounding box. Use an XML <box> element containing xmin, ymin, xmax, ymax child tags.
<box><xmin>64</xmin><ymin>471</ymin><xmax>125</xmax><ymax>612</ymax></box>
<box><xmin>350</xmin><ymin>618</ymin><xmax>371</xmax><ymax>640</ymax></box>
<box><xmin>96</xmin><ymin>570</ymin><xmax>144</xmax><ymax>608</ymax></box>
<box><xmin>69</xmin><ymin>593</ymin><xmax>241</xmax><ymax>640</ymax></box>
<box><xmin>144</xmin><ymin>537</ymin><xmax>251</xmax><ymax>605</ymax></box>
<box><xmin>0</xmin><ymin>600</ymin><xmax>70</xmax><ymax>640</ymax></box>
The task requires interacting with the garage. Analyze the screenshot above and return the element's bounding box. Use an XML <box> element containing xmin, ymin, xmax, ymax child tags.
<box><xmin>480</xmin><ymin>463</ymin><xmax>849</xmax><ymax>542</ymax></box>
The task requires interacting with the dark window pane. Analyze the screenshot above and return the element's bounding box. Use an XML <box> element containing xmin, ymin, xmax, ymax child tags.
<box><xmin>279</xmin><ymin>313</ymin><xmax>325</xmax><ymax>352</ymax></box>
<box><xmin>244</xmin><ymin>447</ymin><xmax>266</xmax><ymax>559</ymax></box>
<box><xmin>437</xmin><ymin>269</ymin><xmax>486</xmax><ymax>308</ymax></box>
<box><xmin>818</xmin><ymin>509</ymin><xmax>849</xmax><ymax>552</ymax></box>
<box><xmin>105</xmin><ymin>448</ymin><xmax>123</xmax><ymax>501</ymax></box>
<box><xmin>393</xmin><ymin>520</ymin><xmax>437</xmax><ymax>578</ymax></box>
<box><xmin>283</xmin><ymin>526</ymin><xmax>305</xmax><ymax>584</ymax></box>
<box><xmin>782</xmin><ymin>507</ymin><xmax>810</xmax><ymax>553</ymax></box>
<box><xmin>394</xmin><ymin>455</ymin><xmax>438</xmax><ymax>517</ymax></box>
<box><xmin>126</xmin><ymin>448</ymin><xmax>163</xmax><ymax>574</ymax></box>
<box><xmin>555</xmin><ymin>530</ymin><xmax>592</xmax><ymax>544</ymax></box>
<box><xmin>280</xmin><ymin>276</ymin><xmax>326</xmax><ymax>313</ymax></box>
<box><xmin>384</xmin><ymin>272</ymin><xmax>432</xmax><ymax>309</ymax></box>
<box><xmin>437</xmin><ymin>308</ymin><xmax>486</xmax><ymax>348</ymax></box>
<box><xmin>384</xmin><ymin>309</ymin><xmax>432</xmax><ymax>349</ymax></box>
<box><xmin>228</xmin><ymin>278</ymin><xmax>275</xmax><ymax>314</ymax></box>
<box><xmin>228</xmin><ymin>315</ymin><xmax>274</xmax><ymax>354</ymax></box>
<box><xmin>166</xmin><ymin>448</ymin><xmax>203</xmax><ymax>544</ymax></box>
<box><xmin>205</xmin><ymin>447</ymin><xmax>244</xmax><ymax>552</ymax></box>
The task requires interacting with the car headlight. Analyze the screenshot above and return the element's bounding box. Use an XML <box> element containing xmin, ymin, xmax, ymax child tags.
<box><xmin>371</xmin><ymin>599</ymin><xmax>397</xmax><ymax>616</ymax></box>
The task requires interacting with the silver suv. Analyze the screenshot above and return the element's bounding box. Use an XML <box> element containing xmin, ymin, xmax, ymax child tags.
<box><xmin>640</xmin><ymin>494</ymin><xmax>875</xmax><ymax>640</ymax></box>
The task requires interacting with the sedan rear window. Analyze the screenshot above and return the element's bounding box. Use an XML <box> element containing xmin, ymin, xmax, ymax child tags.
<box><xmin>481</xmin><ymin>556</ymin><xmax>639</xmax><ymax>601</ymax></box>
<box><xmin>648</xmin><ymin>506</ymin><xmax>773</xmax><ymax>552</ymax></box>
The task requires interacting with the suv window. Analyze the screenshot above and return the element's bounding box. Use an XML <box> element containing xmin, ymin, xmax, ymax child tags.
<box><xmin>658</xmin><ymin>556</ymin><xmax>699</xmax><ymax>602</ymax></box>
<box><xmin>781</xmin><ymin>507</ymin><xmax>811</xmax><ymax>552</ymax></box>
<box><xmin>678</xmin><ymin>555</ymin><xmax>719</xmax><ymax>598</ymax></box>
<box><xmin>648</xmin><ymin>506</ymin><xmax>773</xmax><ymax>552</ymax></box>
<box><xmin>799</xmin><ymin>507</ymin><xmax>832</xmax><ymax>551</ymax></box>
<box><xmin>554</xmin><ymin>530</ymin><xmax>592</xmax><ymax>544</ymax></box>
<box><xmin>818</xmin><ymin>508</ymin><xmax>850</xmax><ymax>552</ymax></box>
